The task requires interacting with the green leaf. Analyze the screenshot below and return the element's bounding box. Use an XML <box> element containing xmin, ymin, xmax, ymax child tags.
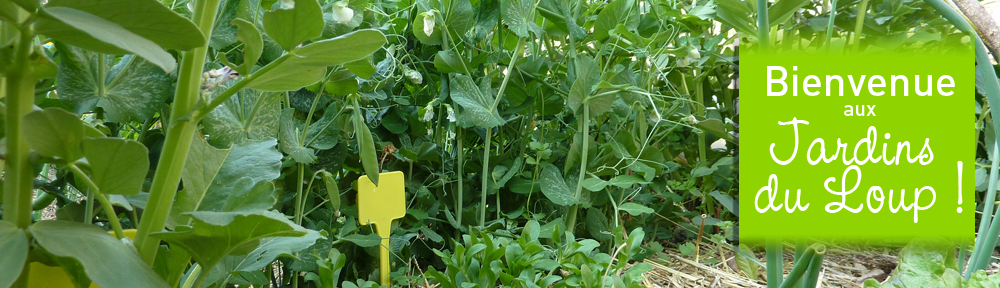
<box><xmin>593</xmin><ymin>0</ymin><xmax>639</xmax><ymax>41</ymax></box>
<box><xmin>280</xmin><ymin>108</ymin><xmax>318</xmax><ymax>164</ymax></box>
<box><xmin>263</xmin><ymin>0</ymin><xmax>324</xmax><ymax>51</ymax></box>
<box><xmin>709</xmin><ymin>190</ymin><xmax>737</xmax><ymax>217</ymax></box>
<box><xmin>449</xmin><ymin>74</ymin><xmax>504</xmax><ymax>128</ymax></box>
<box><xmin>434</xmin><ymin>50</ymin><xmax>470</xmax><ymax>75</ymax></box>
<box><xmin>246</xmin><ymin>29</ymin><xmax>386</xmax><ymax>91</ymax></box>
<box><xmin>536</xmin><ymin>0</ymin><xmax>586</xmax><ymax>39</ymax></box>
<box><xmin>344</xmin><ymin>57</ymin><xmax>376</xmax><ymax>79</ymax></box>
<box><xmin>31</xmin><ymin>221</ymin><xmax>170</xmax><ymax>288</ymax></box>
<box><xmin>152</xmin><ymin>211</ymin><xmax>309</xmax><ymax>270</ymax></box>
<box><xmin>305</xmin><ymin>103</ymin><xmax>341</xmax><ymax>150</ymax></box>
<box><xmin>341</xmin><ymin>233</ymin><xmax>382</xmax><ymax>248</ymax></box>
<box><xmin>203</xmin><ymin>88</ymin><xmax>280</xmax><ymax>147</ymax></box>
<box><xmin>735</xmin><ymin>244</ymin><xmax>760</xmax><ymax>280</ymax></box>
<box><xmin>37</xmin><ymin>8</ymin><xmax>176</xmax><ymax>72</ymax></box>
<box><xmin>354</xmin><ymin>104</ymin><xmax>380</xmax><ymax>185</ymax></box>
<box><xmin>171</xmin><ymin>137</ymin><xmax>282</xmax><ymax>228</ymax></box>
<box><xmin>23</xmin><ymin>107</ymin><xmax>85</xmax><ymax>161</ymax></box>
<box><xmin>691</xmin><ymin>166</ymin><xmax>717</xmax><ymax>177</ymax></box>
<box><xmin>969</xmin><ymin>270</ymin><xmax>1000</xmax><ymax>288</ymax></box>
<box><xmin>585</xmin><ymin>208</ymin><xmax>611</xmax><ymax>242</ymax></box>
<box><xmin>878</xmin><ymin>240</ymin><xmax>963</xmax><ymax>288</ymax></box>
<box><xmin>539</xmin><ymin>164</ymin><xmax>578</xmax><ymax>206</ymax></box>
<box><xmin>617</xmin><ymin>202</ymin><xmax>653</xmax><ymax>216</ymax></box>
<box><xmin>55</xmin><ymin>43</ymin><xmax>173</xmax><ymax>123</ymax></box>
<box><xmin>0</xmin><ymin>221</ymin><xmax>27</xmax><ymax>288</ymax></box>
<box><xmin>713</xmin><ymin>0</ymin><xmax>757</xmax><ymax>36</ymax></box>
<box><xmin>767</xmin><ymin>0</ymin><xmax>810</xmax><ymax>26</ymax></box>
<box><xmin>567</xmin><ymin>56</ymin><xmax>602</xmax><ymax>115</ymax></box>
<box><xmin>218</xmin><ymin>229</ymin><xmax>323</xmax><ymax>273</ymax></box>
<box><xmin>232</xmin><ymin>18</ymin><xmax>263</xmax><ymax>75</ymax></box>
<box><xmin>80</xmin><ymin>138</ymin><xmax>149</xmax><ymax>195</ymax></box>
<box><xmin>220</xmin><ymin>178</ymin><xmax>277</xmax><ymax>212</ymax></box>
<box><xmin>501</xmin><ymin>0</ymin><xmax>539</xmax><ymax>38</ymax></box>
<box><xmin>43</xmin><ymin>0</ymin><xmax>205</xmax><ymax>50</ymax></box>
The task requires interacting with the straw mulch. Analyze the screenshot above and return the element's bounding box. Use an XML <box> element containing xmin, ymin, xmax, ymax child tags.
<box><xmin>643</xmin><ymin>241</ymin><xmax>903</xmax><ymax>288</ymax></box>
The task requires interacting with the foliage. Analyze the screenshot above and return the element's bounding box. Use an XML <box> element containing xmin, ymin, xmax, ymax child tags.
<box><xmin>0</xmin><ymin>0</ymin><xmax>743</xmax><ymax>286</ymax></box>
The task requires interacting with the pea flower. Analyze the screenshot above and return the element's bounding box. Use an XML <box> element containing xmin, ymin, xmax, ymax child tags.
<box><xmin>332</xmin><ymin>1</ymin><xmax>353</xmax><ymax>24</ymax></box>
<box><xmin>422</xmin><ymin>11</ymin><xmax>437</xmax><ymax>37</ymax></box>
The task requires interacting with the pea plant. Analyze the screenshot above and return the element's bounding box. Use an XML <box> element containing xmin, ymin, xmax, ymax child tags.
<box><xmin>0</xmin><ymin>0</ymin><xmax>741</xmax><ymax>287</ymax></box>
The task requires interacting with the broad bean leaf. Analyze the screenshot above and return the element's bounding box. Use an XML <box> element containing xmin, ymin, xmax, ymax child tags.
<box><xmin>245</xmin><ymin>29</ymin><xmax>386</xmax><ymax>91</ymax></box>
<box><xmin>202</xmin><ymin>87</ymin><xmax>280</xmax><ymax>147</ymax></box>
<box><xmin>280</xmin><ymin>108</ymin><xmax>318</xmax><ymax>164</ymax></box>
<box><xmin>43</xmin><ymin>0</ymin><xmax>205</xmax><ymax>50</ymax></box>
<box><xmin>152</xmin><ymin>211</ymin><xmax>309</xmax><ymax>271</ymax></box>
<box><xmin>263</xmin><ymin>0</ymin><xmax>324</xmax><ymax>51</ymax></box>
<box><xmin>30</xmin><ymin>221</ymin><xmax>170</xmax><ymax>288</ymax></box>
<box><xmin>216</xmin><ymin>229</ymin><xmax>323</xmax><ymax>274</ymax></box>
<box><xmin>539</xmin><ymin>164</ymin><xmax>578</xmax><ymax>206</ymax></box>
<box><xmin>37</xmin><ymin>8</ymin><xmax>176</xmax><ymax>72</ymax></box>
<box><xmin>170</xmin><ymin>137</ymin><xmax>282</xmax><ymax>228</ymax></box>
<box><xmin>55</xmin><ymin>43</ymin><xmax>173</xmax><ymax>123</ymax></box>
<box><xmin>232</xmin><ymin>18</ymin><xmax>264</xmax><ymax>75</ymax></box>
<box><xmin>0</xmin><ymin>221</ymin><xmax>28</xmax><ymax>288</ymax></box>
<box><xmin>449</xmin><ymin>74</ymin><xmax>504</xmax><ymax>128</ymax></box>
<box><xmin>81</xmin><ymin>138</ymin><xmax>149</xmax><ymax>195</ymax></box>
<box><xmin>23</xmin><ymin>108</ymin><xmax>85</xmax><ymax>161</ymax></box>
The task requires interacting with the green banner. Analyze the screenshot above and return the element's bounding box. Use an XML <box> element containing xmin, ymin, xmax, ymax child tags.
<box><xmin>739</xmin><ymin>48</ymin><xmax>974</xmax><ymax>243</ymax></box>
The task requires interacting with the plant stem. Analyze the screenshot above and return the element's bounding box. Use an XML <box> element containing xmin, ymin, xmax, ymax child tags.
<box><xmin>479</xmin><ymin>128</ymin><xmax>492</xmax><ymax>227</ymax></box>
<box><xmin>295</xmin><ymin>164</ymin><xmax>306</xmax><ymax>225</ymax></box>
<box><xmin>969</xmin><ymin>143</ymin><xmax>999</xmax><ymax>275</ymax></box>
<box><xmin>757</xmin><ymin>0</ymin><xmax>770</xmax><ymax>51</ymax></box>
<box><xmin>824</xmin><ymin>0</ymin><xmax>839</xmax><ymax>50</ymax></box>
<box><xmin>134</xmin><ymin>0</ymin><xmax>222</xmax><ymax>264</ymax></box>
<box><xmin>66</xmin><ymin>164</ymin><xmax>125</xmax><ymax>239</ymax></box>
<box><xmin>566</xmin><ymin>103</ymin><xmax>589</xmax><ymax>231</ymax></box>
<box><xmin>3</xmin><ymin>18</ymin><xmax>35</xmax><ymax>231</ymax></box>
<box><xmin>456</xmin><ymin>128</ymin><xmax>464</xmax><ymax>234</ymax></box>
<box><xmin>851</xmin><ymin>0</ymin><xmax>870</xmax><ymax>52</ymax></box>
<box><xmin>801</xmin><ymin>247</ymin><xmax>826</xmax><ymax>288</ymax></box>
<box><xmin>792</xmin><ymin>239</ymin><xmax>807</xmax><ymax>288</ymax></box>
<box><xmin>3</xmin><ymin>17</ymin><xmax>35</xmax><ymax>288</ymax></box>
<box><xmin>777</xmin><ymin>245</ymin><xmax>821</xmax><ymax>288</ymax></box>
<box><xmin>766</xmin><ymin>239</ymin><xmax>783</xmax><ymax>288</ymax></box>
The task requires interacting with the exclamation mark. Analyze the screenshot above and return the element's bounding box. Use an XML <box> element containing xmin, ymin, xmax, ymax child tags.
<box><xmin>957</xmin><ymin>161</ymin><xmax>963</xmax><ymax>213</ymax></box>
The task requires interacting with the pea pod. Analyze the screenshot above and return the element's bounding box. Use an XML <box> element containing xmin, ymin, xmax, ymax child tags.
<box><xmin>353</xmin><ymin>96</ymin><xmax>380</xmax><ymax>185</ymax></box>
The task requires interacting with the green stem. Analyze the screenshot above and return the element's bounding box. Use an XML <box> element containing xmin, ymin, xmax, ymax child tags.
<box><xmin>134</xmin><ymin>0</ymin><xmax>222</xmax><ymax>265</ymax></box>
<box><xmin>777</xmin><ymin>245</ymin><xmax>821</xmax><ymax>288</ymax></box>
<box><xmin>792</xmin><ymin>239</ymin><xmax>807</xmax><ymax>288</ymax></box>
<box><xmin>801</xmin><ymin>247</ymin><xmax>826</xmax><ymax>288</ymax></box>
<box><xmin>823</xmin><ymin>0</ymin><xmax>839</xmax><ymax>50</ymax></box>
<box><xmin>3</xmin><ymin>18</ymin><xmax>35</xmax><ymax>231</ymax></box>
<box><xmin>84</xmin><ymin>190</ymin><xmax>94</xmax><ymax>224</ymax></box>
<box><xmin>295</xmin><ymin>164</ymin><xmax>306</xmax><ymax>225</ymax></box>
<box><xmin>479</xmin><ymin>127</ymin><xmax>492</xmax><ymax>227</ymax></box>
<box><xmin>969</xmin><ymin>143</ymin><xmax>999</xmax><ymax>275</ymax></box>
<box><xmin>766</xmin><ymin>239</ymin><xmax>783</xmax><ymax>288</ymax></box>
<box><xmin>757</xmin><ymin>0</ymin><xmax>770</xmax><ymax>51</ymax></box>
<box><xmin>851</xmin><ymin>0</ymin><xmax>870</xmax><ymax>52</ymax></box>
<box><xmin>566</xmin><ymin>103</ymin><xmax>589</xmax><ymax>231</ymax></box>
<box><xmin>66</xmin><ymin>164</ymin><xmax>125</xmax><ymax>239</ymax></box>
<box><xmin>456</xmin><ymin>128</ymin><xmax>464</xmax><ymax>233</ymax></box>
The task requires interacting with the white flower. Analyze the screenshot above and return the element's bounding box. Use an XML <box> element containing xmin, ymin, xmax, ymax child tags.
<box><xmin>279</xmin><ymin>0</ymin><xmax>295</xmax><ymax>8</ymax></box>
<box><xmin>422</xmin><ymin>103</ymin><xmax>435</xmax><ymax>122</ymax></box>
<box><xmin>445</xmin><ymin>104</ymin><xmax>456</xmax><ymax>122</ymax></box>
<box><xmin>403</xmin><ymin>68</ymin><xmax>422</xmax><ymax>84</ymax></box>
<box><xmin>422</xmin><ymin>11</ymin><xmax>436</xmax><ymax>37</ymax></box>
<box><xmin>688</xmin><ymin>47</ymin><xmax>701</xmax><ymax>60</ymax></box>
<box><xmin>332</xmin><ymin>1</ymin><xmax>354</xmax><ymax>24</ymax></box>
